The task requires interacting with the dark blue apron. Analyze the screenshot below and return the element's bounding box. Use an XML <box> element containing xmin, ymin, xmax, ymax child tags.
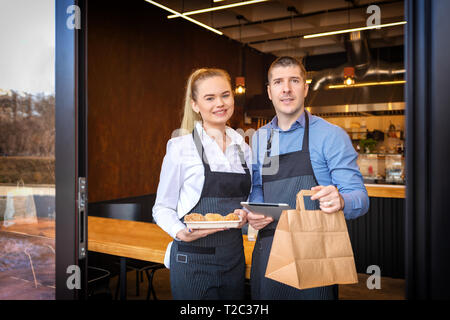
<box><xmin>250</xmin><ymin>111</ymin><xmax>337</xmax><ymax>300</ymax></box>
<box><xmin>170</xmin><ymin>129</ymin><xmax>251</xmax><ymax>300</ymax></box>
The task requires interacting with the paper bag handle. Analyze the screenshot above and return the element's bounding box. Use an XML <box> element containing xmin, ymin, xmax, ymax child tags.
<box><xmin>297</xmin><ymin>190</ymin><xmax>317</xmax><ymax>212</ymax></box>
<box><xmin>16</xmin><ymin>178</ymin><xmax>25</xmax><ymax>189</ymax></box>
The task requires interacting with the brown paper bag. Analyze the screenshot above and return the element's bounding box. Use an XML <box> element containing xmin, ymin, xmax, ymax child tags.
<box><xmin>265</xmin><ymin>189</ymin><xmax>358</xmax><ymax>290</ymax></box>
<box><xmin>3</xmin><ymin>180</ymin><xmax>38</xmax><ymax>227</ymax></box>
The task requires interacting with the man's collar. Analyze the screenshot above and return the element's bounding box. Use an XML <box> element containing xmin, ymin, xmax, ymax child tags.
<box><xmin>269</xmin><ymin>109</ymin><xmax>309</xmax><ymax>131</ymax></box>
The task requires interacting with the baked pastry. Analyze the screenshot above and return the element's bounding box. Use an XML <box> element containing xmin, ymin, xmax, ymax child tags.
<box><xmin>225</xmin><ymin>213</ymin><xmax>240</xmax><ymax>221</ymax></box>
<box><xmin>205</xmin><ymin>213</ymin><xmax>223</xmax><ymax>221</ymax></box>
<box><xmin>184</xmin><ymin>213</ymin><xmax>205</xmax><ymax>221</ymax></box>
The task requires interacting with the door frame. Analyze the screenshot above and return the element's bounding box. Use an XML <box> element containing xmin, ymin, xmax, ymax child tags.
<box><xmin>55</xmin><ymin>0</ymin><xmax>88</xmax><ymax>300</ymax></box>
<box><xmin>405</xmin><ymin>0</ymin><xmax>450</xmax><ymax>299</ymax></box>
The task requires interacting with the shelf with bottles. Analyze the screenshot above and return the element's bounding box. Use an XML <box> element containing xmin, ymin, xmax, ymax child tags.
<box><xmin>353</xmin><ymin>137</ymin><xmax>405</xmax><ymax>155</ymax></box>
<box><xmin>347</xmin><ymin>130</ymin><xmax>405</xmax><ymax>142</ymax></box>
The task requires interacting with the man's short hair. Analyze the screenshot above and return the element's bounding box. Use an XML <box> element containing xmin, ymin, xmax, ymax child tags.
<box><xmin>267</xmin><ymin>56</ymin><xmax>307</xmax><ymax>83</ymax></box>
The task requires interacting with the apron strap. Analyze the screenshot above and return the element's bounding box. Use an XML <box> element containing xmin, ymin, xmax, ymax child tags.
<box><xmin>266</xmin><ymin>129</ymin><xmax>274</xmax><ymax>158</ymax></box>
<box><xmin>302</xmin><ymin>111</ymin><xmax>310</xmax><ymax>152</ymax></box>
<box><xmin>192</xmin><ymin>127</ymin><xmax>249</xmax><ymax>174</ymax></box>
<box><xmin>236</xmin><ymin>144</ymin><xmax>250</xmax><ymax>173</ymax></box>
<box><xmin>192</xmin><ymin>128</ymin><xmax>211</xmax><ymax>172</ymax></box>
<box><xmin>265</xmin><ymin>110</ymin><xmax>310</xmax><ymax>156</ymax></box>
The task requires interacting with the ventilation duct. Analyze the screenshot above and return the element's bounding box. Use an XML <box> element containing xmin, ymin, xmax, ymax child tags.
<box><xmin>306</xmin><ymin>31</ymin><xmax>405</xmax><ymax>114</ymax></box>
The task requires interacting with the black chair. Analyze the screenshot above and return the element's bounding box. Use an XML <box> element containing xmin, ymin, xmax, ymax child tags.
<box><xmin>87</xmin><ymin>266</ymin><xmax>112</xmax><ymax>300</ymax></box>
<box><xmin>89</xmin><ymin>202</ymin><xmax>165</xmax><ymax>300</ymax></box>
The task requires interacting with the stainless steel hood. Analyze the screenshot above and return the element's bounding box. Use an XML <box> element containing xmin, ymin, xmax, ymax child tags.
<box><xmin>306</xmin><ymin>31</ymin><xmax>405</xmax><ymax>117</ymax></box>
<box><xmin>305</xmin><ymin>82</ymin><xmax>405</xmax><ymax>117</ymax></box>
<box><xmin>246</xmin><ymin>31</ymin><xmax>405</xmax><ymax>119</ymax></box>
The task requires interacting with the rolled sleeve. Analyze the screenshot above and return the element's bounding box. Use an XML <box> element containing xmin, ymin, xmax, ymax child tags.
<box><xmin>324</xmin><ymin>126</ymin><xmax>370</xmax><ymax>219</ymax></box>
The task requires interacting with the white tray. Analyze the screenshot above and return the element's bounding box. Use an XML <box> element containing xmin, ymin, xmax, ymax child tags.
<box><xmin>185</xmin><ymin>216</ymin><xmax>242</xmax><ymax>229</ymax></box>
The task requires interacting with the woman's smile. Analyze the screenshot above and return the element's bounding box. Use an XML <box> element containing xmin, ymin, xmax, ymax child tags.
<box><xmin>212</xmin><ymin>108</ymin><xmax>228</xmax><ymax>117</ymax></box>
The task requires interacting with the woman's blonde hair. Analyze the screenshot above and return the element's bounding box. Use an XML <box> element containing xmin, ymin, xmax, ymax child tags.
<box><xmin>180</xmin><ymin>68</ymin><xmax>232</xmax><ymax>133</ymax></box>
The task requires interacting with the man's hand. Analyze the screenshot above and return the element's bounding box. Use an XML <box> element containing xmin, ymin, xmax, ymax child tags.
<box><xmin>247</xmin><ymin>211</ymin><xmax>274</xmax><ymax>230</ymax></box>
<box><xmin>310</xmin><ymin>185</ymin><xmax>345</xmax><ymax>213</ymax></box>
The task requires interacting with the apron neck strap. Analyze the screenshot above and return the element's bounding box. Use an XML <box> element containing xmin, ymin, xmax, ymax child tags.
<box><xmin>192</xmin><ymin>128</ymin><xmax>249</xmax><ymax>173</ymax></box>
<box><xmin>302</xmin><ymin>110</ymin><xmax>310</xmax><ymax>152</ymax></box>
<box><xmin>266</xmin><ymin>110</ymin><xmax>310</xmax><ymax>156</ymax></box>
<box><xmin>236</xmin><ymin>145</ymin><xmax>250</xmax><ymax>172</ymax></box>
<box><xmin>192</xmin><ymin>129</ymin><xmax>209</xmax><ymax>170</ymax></box>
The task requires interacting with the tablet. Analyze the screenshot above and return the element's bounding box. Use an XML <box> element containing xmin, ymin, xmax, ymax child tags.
<box><xmin>240</xmin><ymin>202</ymin><xmax>291</xmax><ymax>220</ymax></box>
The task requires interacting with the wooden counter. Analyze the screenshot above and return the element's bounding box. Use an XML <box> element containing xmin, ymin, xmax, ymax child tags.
<box><xmin>365</xmin><ymin>184</ymin><xmax>405</xmax><ymax>198</ymax></box>
<box><xmin>88</xmin><ymin>216</ymin><xmax>255</xmax><ymax>279</ymax></box>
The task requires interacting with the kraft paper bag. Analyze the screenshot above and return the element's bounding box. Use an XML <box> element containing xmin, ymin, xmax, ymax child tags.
<box><xmin>265</xmin><ymin>189</ymin><xmax>358</xmax><ymax>290</ymax></box>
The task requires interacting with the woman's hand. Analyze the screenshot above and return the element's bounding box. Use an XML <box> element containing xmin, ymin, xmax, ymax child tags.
<box><xmin>176</xmin><ymin>227</ymin><xmax>226</xmax><ymax>242</ymax></box>
<box><xmin>233</xmin><ymin>209</ymin><xmax>248</xmax><ymax>228</ymax></box>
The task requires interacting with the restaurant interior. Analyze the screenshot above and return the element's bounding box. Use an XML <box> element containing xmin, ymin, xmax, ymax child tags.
<box><xmin>1</xmin><ymin>0</ymin><xmax>449</xmax><ymax>302</ymax></box>
<box><xmin>86</xmin><ymin>0</ymin><xmax>406</xmax><ymax>300</ymax></box>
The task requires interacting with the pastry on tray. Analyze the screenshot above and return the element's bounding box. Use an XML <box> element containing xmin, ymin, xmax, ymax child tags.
<box><xmin>184</xmin><ymin>213</ymin><xmax>205</xmax><ymax>221</ymax></box>
<box><xmin>184</xmin><ymin>213</ymin><xmax>241</xmax><ymax>222</ymax></box>
<box><xmin>225</xmin><ymin>213</ymin><xmax>240</xmax><ymax>221</ymax></box>
<box><xmin>204</xmin><ymin>213</ymin><xmax>223</xmax><ymax>221</ymax></box>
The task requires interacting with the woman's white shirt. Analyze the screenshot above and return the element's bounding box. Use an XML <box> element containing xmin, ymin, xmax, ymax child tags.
<box><xmin>152</xmin><ymin>122</ymin><xmax>252</xmax><ymax>267</ymax></box>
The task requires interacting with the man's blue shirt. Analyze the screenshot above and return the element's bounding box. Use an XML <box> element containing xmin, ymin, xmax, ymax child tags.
<box><xmin>249</xmin><ymin>110</ymin><xmax>369</xmax><ymax>220</ymax></box>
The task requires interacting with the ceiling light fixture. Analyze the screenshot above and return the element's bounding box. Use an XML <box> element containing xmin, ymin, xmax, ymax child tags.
<box><xmin>327</xmin><ymin>80</ymin><xmax>406</xmax><ymax>89</ymax></box>
<box><xmin>343</xmin><ymin>67</ymin><xmax>355</xmax><ymax>86</ymax></box>
<box><xmin>235</xmin><ymin>77</ymin><xmax>246</xmax><ymax>95</ymax></box>
<box><xmin>145</xmin><ymin>0</ymin><xmax>223</xmax><ymax>35</ymax></box>
<box><xmin>167</xmin><ymin>0</ymin><xmax>268</xmax><ymax>19</ymax></box>
<box><xmin>303</xmin><ymin>21</ymin><xmax>406</xmax><ymax>39</ymax></box>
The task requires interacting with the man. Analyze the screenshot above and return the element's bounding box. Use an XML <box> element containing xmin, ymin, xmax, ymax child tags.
<box><xmin>247</xmin><ymin>56</ymin><xmax>369</xmax><ymax>300</ymax></box>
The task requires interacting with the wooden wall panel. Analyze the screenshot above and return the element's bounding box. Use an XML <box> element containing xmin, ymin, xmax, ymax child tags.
<box><xmin>88</xmin><ymin>0</ymin><xmax>273</xmax><ymax>202</ymax></box>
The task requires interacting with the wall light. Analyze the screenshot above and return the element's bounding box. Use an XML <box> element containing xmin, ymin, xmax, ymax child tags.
<box><xmin>235</xmin><ymin>76</ymin><xmax>246</xmax><ymax>95</ymax></box>
<box><xmin>343</xmin><ymin>67</ymin><xmax>355</xmax><ymax>86</ymax></box>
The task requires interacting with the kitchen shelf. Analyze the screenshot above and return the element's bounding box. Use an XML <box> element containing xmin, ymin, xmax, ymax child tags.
<box><xmin>357</xmin><ymin>153</ymin><xmax>404</xmax><ymax>156</ymax></box>
<box><xmin>346</xmin><ymin>130</ymin><xmax>403</xmax><ymax>134</ymax></box>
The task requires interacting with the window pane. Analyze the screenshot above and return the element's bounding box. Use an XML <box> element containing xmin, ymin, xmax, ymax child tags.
<box><xmin>0</xmin><ymin>0</ymin><xmax>55</xmax><ymax>300</ymax></box>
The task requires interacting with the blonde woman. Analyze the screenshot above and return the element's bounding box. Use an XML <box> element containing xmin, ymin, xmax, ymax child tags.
<box><xmin>152</xmin><ymin>68</ymin><xmax>251</xmax><ymax>300</ymax></box>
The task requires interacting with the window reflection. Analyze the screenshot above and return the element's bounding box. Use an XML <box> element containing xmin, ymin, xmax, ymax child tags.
<box><xmin>0</xmin><ymin>0</ymin><xmax>55</xmax><ymax>300</ymax></box>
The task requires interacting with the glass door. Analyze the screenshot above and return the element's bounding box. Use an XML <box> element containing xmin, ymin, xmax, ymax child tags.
<box><xmin>0</xmin><ymin>0</ymin><xmax>88</xmax><ymax>300</ymax></box>
<box><xmin>0</xmin><ymin>0</ymin><xmax>56</xmax><ymax>300</ymax></box>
